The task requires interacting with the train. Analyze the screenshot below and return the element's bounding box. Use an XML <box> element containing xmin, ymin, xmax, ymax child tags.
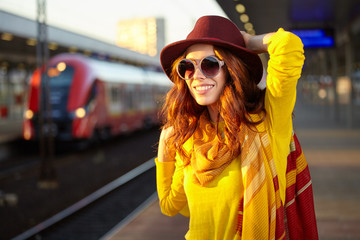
<box><xmin>23</xmin><ymin>53</ymin><xmax>171</xmax><ymax>142</ymax></box>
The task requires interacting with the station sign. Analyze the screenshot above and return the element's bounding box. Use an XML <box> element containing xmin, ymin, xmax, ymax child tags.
<box><xmin>290</xmin><ymin>29</ymin><xmax>335</xmax><ymax>48</ymax></box>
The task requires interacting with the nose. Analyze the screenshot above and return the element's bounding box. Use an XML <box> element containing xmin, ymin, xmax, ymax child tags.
<box><xmin>192</xmin><ymin>65</ymin><xmax>206</xmax><ymax>80</ymax></box>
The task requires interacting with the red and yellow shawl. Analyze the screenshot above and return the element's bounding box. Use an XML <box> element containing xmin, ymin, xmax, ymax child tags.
<box><xmin>236</xmin><ymin>131</ymin><xmax>318</xmax><ymax>239</ymax></box>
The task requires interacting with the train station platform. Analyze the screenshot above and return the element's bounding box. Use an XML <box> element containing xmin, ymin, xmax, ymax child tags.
<box><xmin>101</xmin><ymin>196</ymin><xmax>188</xmax><ymax>240</ymax></box>
<box><xmin>101</xmin><ymin>125</ymin><xmax>360</xmax><ymax>240</ymax></box>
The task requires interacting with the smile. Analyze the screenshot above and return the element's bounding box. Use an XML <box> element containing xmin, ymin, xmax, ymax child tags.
<box><xmin>194</xmin><ymin>85</ymin><xmax>214</xmax><ymax>94</ymax></box>
<box><xmin>195</xmin><ymin>85</ymin><xmax>213</xmax><ymax>91</ymax></box>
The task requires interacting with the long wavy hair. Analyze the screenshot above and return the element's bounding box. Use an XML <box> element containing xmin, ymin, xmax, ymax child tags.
<box><xmin>161</xmin><ymin>45</ymin><xmax>266</xmax><ymax>160</ymax></box>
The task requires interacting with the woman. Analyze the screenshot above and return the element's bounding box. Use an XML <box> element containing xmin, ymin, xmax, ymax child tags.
<box><xmin>156</xmin><ymin>15</ymin><xmax>316</xmax><ymax>239</ymax></box>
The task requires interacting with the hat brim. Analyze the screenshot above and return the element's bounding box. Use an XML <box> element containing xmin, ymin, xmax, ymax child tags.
<box><xmin>160</xmin><ymin>38</ymin><xmax>263</xmax><ymax>84</ymax></box>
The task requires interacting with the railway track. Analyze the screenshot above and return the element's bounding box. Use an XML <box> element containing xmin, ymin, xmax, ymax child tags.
<box><xmin>0</xmin><ymin>140</ymin><xmax>39</xmax><ymax>179</ymax></box>
<box><xmin>0</xmin><ymin>127</ymin><xmax>161</xmax><ymax>240</ymax></box>
<box><xmin>12</xmin><ymin>159</ymin><xmax>157</xmax><ymax>240</ymax></box>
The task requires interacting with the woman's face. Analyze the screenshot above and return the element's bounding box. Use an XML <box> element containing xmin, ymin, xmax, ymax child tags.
<box><xmin>184</xmin><ymin>44</ymin><xmax>227</xmax><ymax>108</ymax></box>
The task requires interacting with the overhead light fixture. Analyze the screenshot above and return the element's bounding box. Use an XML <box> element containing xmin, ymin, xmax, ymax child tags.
<box><xmin>83</xmin><ymin>50</ymin><xmax>92</xmax><ymax>56</ymax></box>
<box><xmin>68</xmin><ymin>46</ymin><xmax>77</xmax><ymax>53</ymax></box>
<box><xmin>17</xmin><ymin>63</ymin><xmax>25</xmax><ymax>69</ymax></box>
<box><xmin>240</xmin><ymin>14</ymin><xmax>249</xmax><ymax>23</ymax></box>
<box><xmin>48</xmin><ymin>42</ymin><xmax>58</xmax><ymax>50</ymax></box>
<box><xmin>1</xmin><ymin>33</ymin><xmax>13</xmax><ymax>41</ymax></box>
<box><xmin>236</xmin><ymin>4</ymin><xmax>245</xmax><ymax>13</ymax></box>
<box><xmin>26</xmin><ymin>38</ymin><xmax>37</xmax><ymax>46</ymax></box>
<box><xmin>247</xmin><ymin>29</ymin><xmax>256</xmax><ymax>35</ymax></box>
<box><xmin>1</xmin><ymin>62</ymin><xmax>9</xmax><ymax>70</ymax></box>
<box><xmin>244</xmin><ymin>22</ymin><xmax>253</xmax><ymax>31</ymax></box>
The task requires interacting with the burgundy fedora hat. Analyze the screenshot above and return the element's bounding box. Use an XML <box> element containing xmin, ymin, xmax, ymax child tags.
<box><xmin>160</xmin><ymin>15</ymin><xmax>263</xmax><ymax>84</ymax></box>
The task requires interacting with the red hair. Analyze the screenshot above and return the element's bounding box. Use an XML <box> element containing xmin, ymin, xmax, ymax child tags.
<box><xmin>161</xmin><ymin>46</ymin><xmax>266</xmax><ymax>160</ymax></box>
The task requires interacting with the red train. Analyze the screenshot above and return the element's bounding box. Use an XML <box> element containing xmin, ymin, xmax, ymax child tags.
<box><xmin>23</xmin><ymin>53</ymin><xmax>171</xmax><ymax>141</ymax></box>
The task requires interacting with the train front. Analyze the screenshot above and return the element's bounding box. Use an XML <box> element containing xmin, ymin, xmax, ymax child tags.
<box><xmin>23</xmin><ymin>54</ymin><xmax>95</xmax><ymax>141</ymax></box>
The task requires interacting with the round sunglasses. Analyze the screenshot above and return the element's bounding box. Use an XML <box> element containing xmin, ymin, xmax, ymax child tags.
<box><xmin>176</xmin><ymin>56</ymin><xmax>225</xmax><ymax>80</ymax></box>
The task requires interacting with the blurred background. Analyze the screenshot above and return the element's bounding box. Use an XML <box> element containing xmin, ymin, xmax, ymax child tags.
<box><xmin>0</xmin><ymin>0</ymin><xmax>359</xmax><ymax>239</ymax></box>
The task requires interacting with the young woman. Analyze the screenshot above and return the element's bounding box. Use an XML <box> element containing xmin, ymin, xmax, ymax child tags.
<box><xmin>156</xmin><ymin>15</ymin><xmax>317</xmax><ymax>239</ymax></box>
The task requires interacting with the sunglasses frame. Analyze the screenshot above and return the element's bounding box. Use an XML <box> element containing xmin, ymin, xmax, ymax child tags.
<box><xmin>176</xmin><ymin>55</ymin><xmax>225</xmax><ymax>80</ymax></box>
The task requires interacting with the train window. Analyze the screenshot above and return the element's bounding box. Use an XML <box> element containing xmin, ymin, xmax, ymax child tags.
<box><xmin>125</xmin><ymin>85</ymin><xmax>135</xmax><ymax>111</ymax></box>
<box><xmin>110</xmin><ymin>87</ymin><xmax>119</xmax><ymax>102</ymax></box>
<box><xmin>47</xmin><ymin>66</ymin><xmax>74</xmax><ymax>87</ymax></box>
<box><xmin>86</xmin><ymin>84</ymin><xmax>97</xmax><ymax>106</ymax></box>
<box><xmin>118</xmin><ymin>86</ymin><xmax>125</xmax><ymax>112</ymax></box>
<box><xmin>128</xmin><ymin>90</ymin><xmax>134</xmax><ymax>110</ymax></box>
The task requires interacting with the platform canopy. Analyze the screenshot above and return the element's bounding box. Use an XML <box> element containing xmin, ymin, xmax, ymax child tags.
<box><xmin>0</xmin><ymin>10</ymin><xmax>161</xmax><ymax>68</ymax></box>
<box><xmin>216</xmin><ymin>0</ymin><xmax>359</xmax><ymax>41</ymax></box>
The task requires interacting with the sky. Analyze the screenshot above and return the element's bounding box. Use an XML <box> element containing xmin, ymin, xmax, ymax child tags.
<box><xmin>0</xmin><ymin>0</ymin><xmax>227</xmax><ymax>45</ymax></box>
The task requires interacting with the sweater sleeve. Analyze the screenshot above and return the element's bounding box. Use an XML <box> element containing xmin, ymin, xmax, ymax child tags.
<box><xmin>155</xmin><ymin>156</ymin><xmax>187</xmax><ymax>216</ymax></box>
<box><xmin>265</xmin><ymin>28</ymin><xmax>305</xmax><ymax>203</ymax></box>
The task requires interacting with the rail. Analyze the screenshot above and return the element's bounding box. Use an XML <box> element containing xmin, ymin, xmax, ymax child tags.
<box><xmin>12</xmin><ymin>157</ymin><xmax>156</xmax><ymax>240</ymax></box>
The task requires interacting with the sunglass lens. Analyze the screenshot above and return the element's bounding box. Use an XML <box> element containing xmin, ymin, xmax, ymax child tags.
<box><xmin>201</xmin><ymin>57</ymin><xmax>220</xmax><ymax>77</ymax></box>
<box><xmin>178</xmin><ymin>60</ymin><xmax>194</xmax><ymax>80</ymax></box>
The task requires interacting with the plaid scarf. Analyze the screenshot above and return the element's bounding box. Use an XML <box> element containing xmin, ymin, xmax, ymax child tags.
<box><xmin>187</xmin><ymin>113</ymin><xmax>318</xmax><ymax>239</ymax></box>
<box><xmin>237</xmin><ymin>131</ymin><xmax>319</xmax><ymax>239</ymax></box>
<box><xmin>235</xmin><ymin>117</ymin><xmax>285</xmax><ymax>239</ymax></box>
<box><xmin>189</xmin><ymin>113</ymin><xmax>234</xmax><ymax>186</ymax></box>
<box><xmin>189</xmin><ymin>113</ymin><xmax>284</xmax><ymax>239</ymax></box>
<box><xmin>284</xmin><ymin>133</ymin><xmax>319</xmax><ymax>239</ymax></box>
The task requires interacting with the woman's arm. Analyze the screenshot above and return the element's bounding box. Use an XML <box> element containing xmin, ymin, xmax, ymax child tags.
<box><xmin>265</xmin><ymin>28</ymin><xmax>305</xmax><ymax>130</ymax></box>
<box><xmin>242</xmin><ymin>29</ymin><xmax>305</xmax><ymax>132</ymax></box>
<box><xmin>156</xmin><ymin>127</ymin><xmax>188</xmax><ymax>216</ymax></box>
<box><xmin>157</xmin><ymin>127</ymin><xmax>175</xmax><ymax>162</ymax></box>
<box><xmin>241</xmin><ymin>31</ymin><xmax>275</xmax><ymax>54</ymax></box>
<box><xmin>243</xmin><ymin>29</ymin><xmax>305</xmax><ymax>204</ymax></box>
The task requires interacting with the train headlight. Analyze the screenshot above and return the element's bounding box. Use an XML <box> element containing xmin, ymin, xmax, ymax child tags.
<box><xmin>24</xmin><ymin>109</ymin><xmax>34</xmax><ymax>119</ymax></box>
<box><xmin>75</xmin><ymin>107</ymin><xmax>86</xmax><ymax>118</ymax></box>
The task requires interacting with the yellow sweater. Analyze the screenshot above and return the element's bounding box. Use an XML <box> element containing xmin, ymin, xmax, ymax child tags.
<box><xmin>156</xmin><ymin>28</ymin><xmax>305</xmax><ymax>239</ymax></box>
